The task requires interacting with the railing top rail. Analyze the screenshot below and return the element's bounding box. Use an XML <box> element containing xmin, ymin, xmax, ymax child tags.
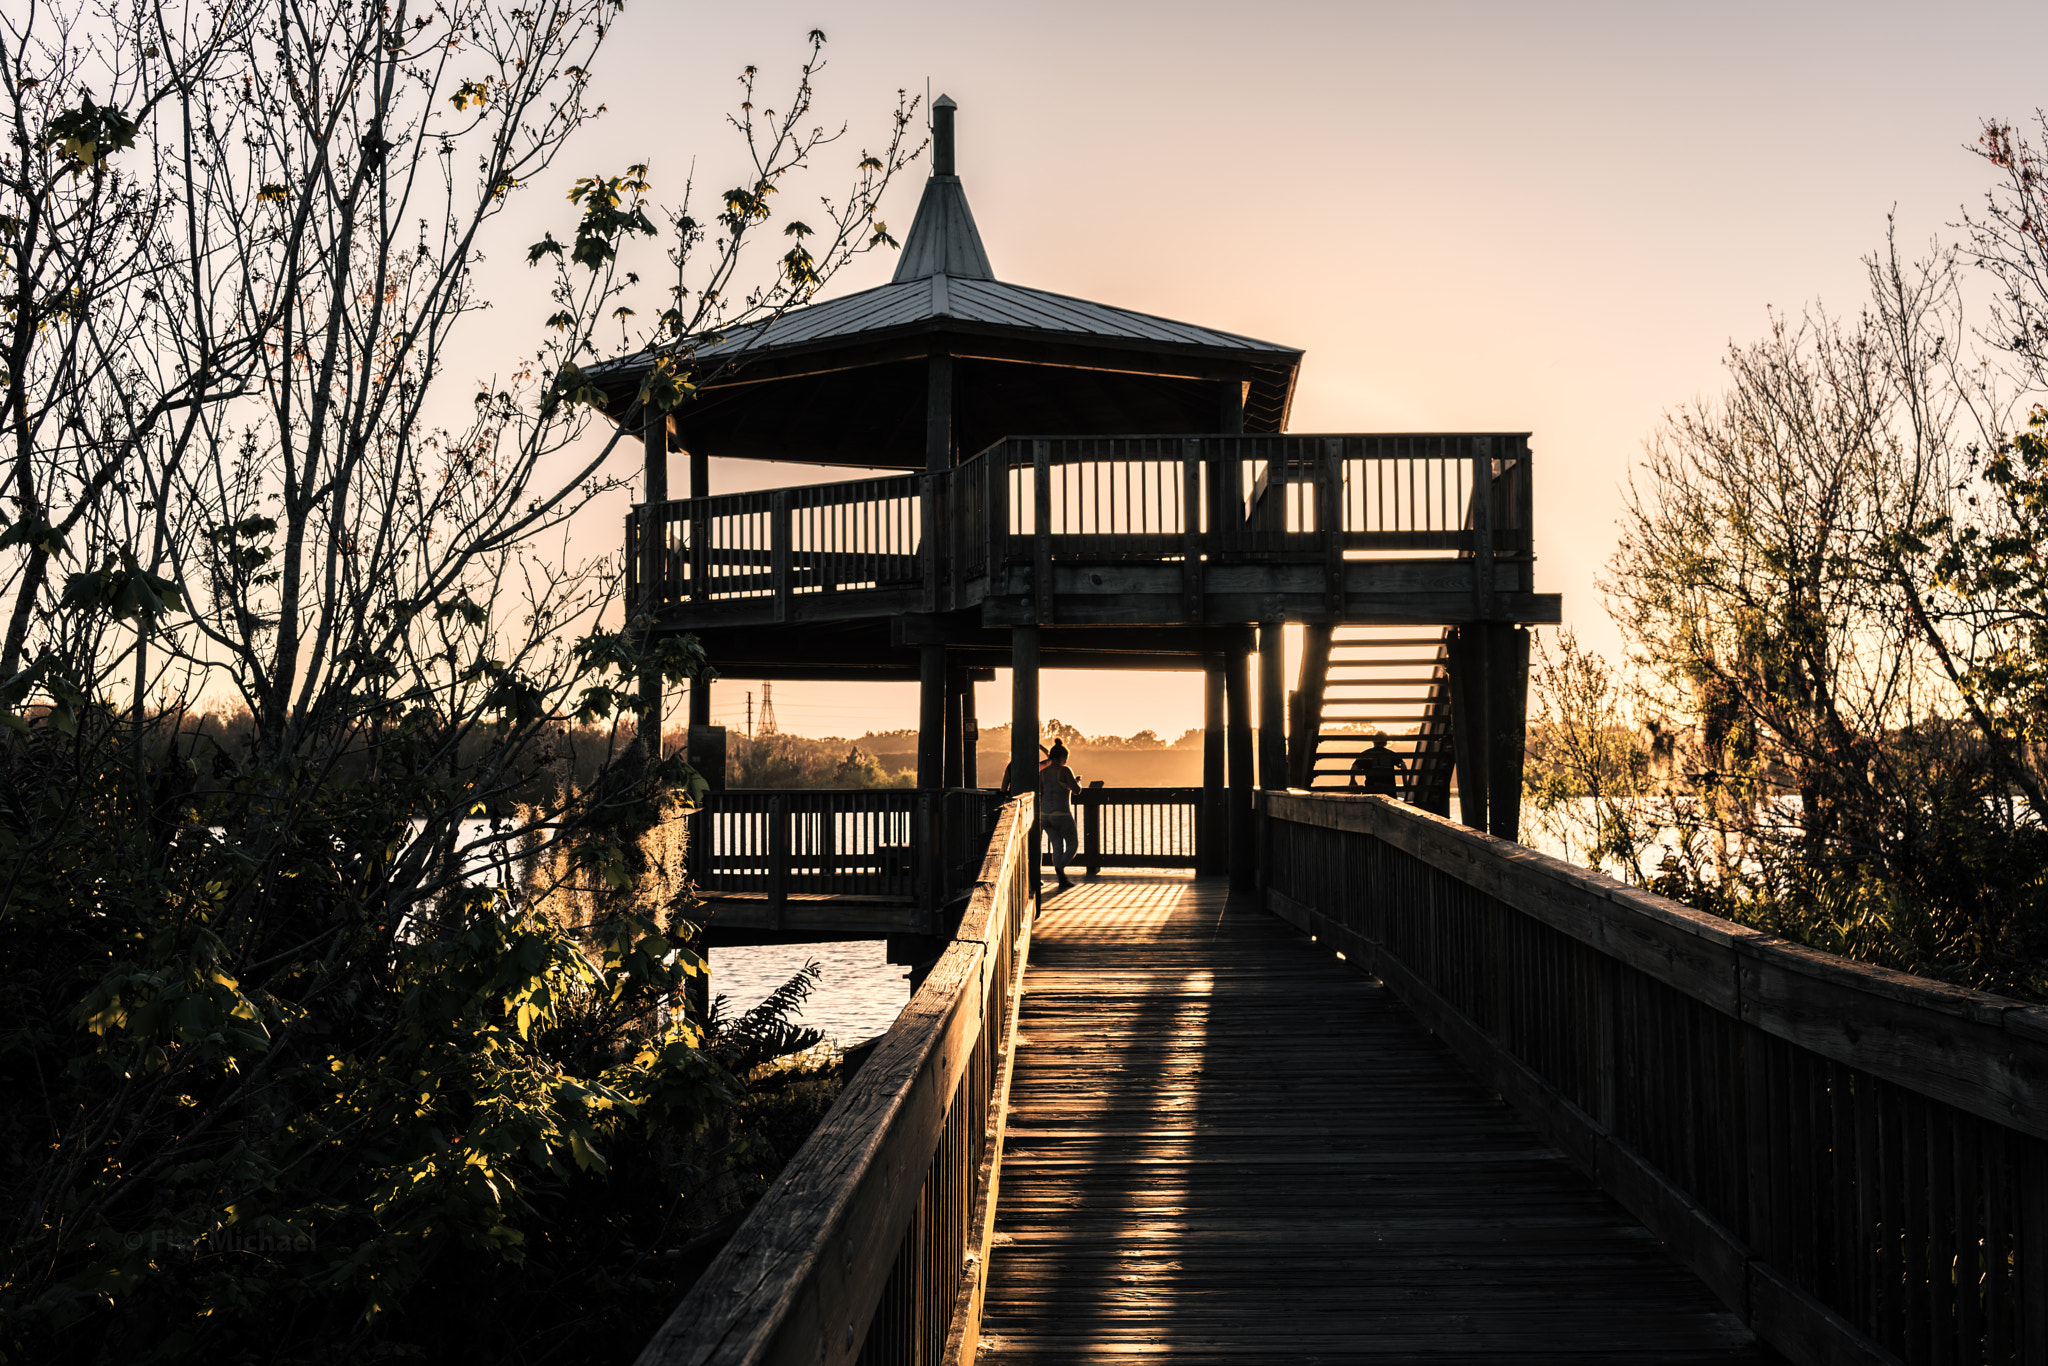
<box><xmin>1264</xmin><ymin>789</ymin><xmax>2048</xmax><ymax>1141</ymax></box>
<box><xmin>637</xmin><ymin>796</ymin><xmax>1035</xmax><ymax>1366</ymax></box>
<box><xmin>966</xmin><ymin>432</ymin><xmax>1536</xmax><ymax>462</ymax></box>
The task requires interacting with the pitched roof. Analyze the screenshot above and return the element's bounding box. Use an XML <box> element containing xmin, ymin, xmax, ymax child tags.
<box><xmin>689</xmin><ymin>271</ymin><xmax>1299</xmax><ymax>364</ymax></box>
<box><xmin>595</xmin><ymin>95</ymin><xmax>1302</xmax><ymax>430</ymax></box>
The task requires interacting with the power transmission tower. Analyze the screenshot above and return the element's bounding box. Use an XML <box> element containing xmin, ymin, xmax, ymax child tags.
<box><xmin>759</xmin><ymin>681</ymin><xmax>779</xmax><ymax>735</ymax></box>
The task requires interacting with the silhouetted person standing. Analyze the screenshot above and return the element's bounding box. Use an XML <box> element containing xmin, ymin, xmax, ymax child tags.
<box><xmin>1040</xmin><ymin>742</ymin><xmax>1083</xmax><ymax>890</ymax></box>
<box><xmin>1349</xmin><ymin>732</ymin><xmax>1406</xmax><ymax>798</ymax></box>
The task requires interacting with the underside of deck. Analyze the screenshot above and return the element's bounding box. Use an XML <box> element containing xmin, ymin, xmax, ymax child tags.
<box><xmin>982</xmin><ymin>875</ymin><xmax>1777</xmax><ymax>1364</ymax></box>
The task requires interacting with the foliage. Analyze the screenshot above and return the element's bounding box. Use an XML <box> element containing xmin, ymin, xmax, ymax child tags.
<box><xmin>1523</xmin><ymin>627</ymin><xmax>1656</xmax><ymax>876</ymax></box>
<box><xmin>1556</xmin><ymin>183</ymin><xmax>2048</xmax><ymax>1002</ymax></box>
<box><xmin>0</xmin><ymin>3</ymin><xmax>917</xmax><ymax>1360</ymax></box>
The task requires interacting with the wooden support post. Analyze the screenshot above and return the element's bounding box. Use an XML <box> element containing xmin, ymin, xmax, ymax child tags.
<box><xmin>767</xmin><ymin>794</ymin><xmax>788</xmax><ymax>930</ymax></box>
<box><xmin>1181</xmin><ymin>438</ymin><xmax>1204</xmax><ymax>622</ymax></box>
<box><xmin>1259</xmin><ymin>618</ymin><xmax>1287</xmax><ymax>790</ymax></box>
<box><xmin>688</xmin><ymin>450</ymin><xmax>708</xmax><ymax>605</ymax></box>
<box><xmin>1289</xmin><ymin>622</ymin><xmax>1332</xmax><ymax>788</ymax></box>
<box><xmin>771</xmin><ymin>490</ymin><xmax>791</xmax><ymax>625</ymax></box>
<box><xmin>1083</xmin><ymin>781</ymin><xmax>1103</xmax><ymax>879</ymax></box>
<box><xmin>1470</xmin><ymin>436</ymin><xmax>1496</xmax><ymax>622</ymax></box>
<box><xmin>943</xmin><ymin>666</ymin><xmax>965</xmax><ymax>788</ymax></box>
<box><xmin>1217</xmin><ymin>378</ymin><xmax>1244</xmax><ymax>435</ymax></box>
<box><xmin>962</xmin><ymin>676</ymin><xmax>979</xmax><ymax>789</ymax></box>
<box><xmin>918</xmin><ymin>644</ymin><xmax>946</xmax><ymax>791</ymax></box>
<box><xmin>638</xmin><ymin>414</ymin><xmax>666</xmax><ymax>756</ymax></box>
<box><xmin>1012</xmin><ymin>625</ymin><xmax>1041</xmax><ymax>895</ymax></box>
<box><xmin>1447</xmin><ymin>625</ymin><xmax>1487</xmax><ymax>833</ymax></box>
<box><xmin>987</xmin><ymin>445</ymin><xmax>1010</xmax><ymax>588</ymax></box>
<box><xmin>926</xmin><ymin>349</ymin><xmax>954</xmax><ymax>472</ymax></box>
<box><xmin>1225</xmin><ymin>631</ymin><xmax>1255</xmax><ymax>891</ymax></box>
<box><xmin>688</xmin><ymin>674</ymin><xmax>710</xmax><ymax>731</ymax></box>
<box><xmin>916</xmin><ymin>790</ymin><xmax>936</xmax><ymax>930</ymax></box>
<box><xmin>1032</xmin><ymin>440</ymin><xmax>1053</xmax><ymax>623</ymax></box>
<box><xmin>1202</xmin><ymin>660</ymin><xmax>1226</xmax><ymax>876</ymax></box>
<box><xmin>1319</xmin><ymin>436</ymin><xmax>1345</xmax><ymax>618</ymax></box>
<box><xmin>1487</xmin><ymin>625</ymin><xmax>1531</xmax><ymax>843</ymax></box>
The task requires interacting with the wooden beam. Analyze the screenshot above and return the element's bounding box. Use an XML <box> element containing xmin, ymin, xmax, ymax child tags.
<box><xmin>918</xmin><ymin>645</ymin><xmax>945</xmax><ymax>791</ymax></box>
<box><xmin>1010</xmin><ymin>626</ymin><xmax>1040</xmax><ymax>799</ymax></box>
<box><xmin>1446</xmin><ymin>624</ymin><xmax>1485</xmax><ymax>833</ymax></box>
<box><xmin>1289</xmin><ymin>622</ymin><xmax>1333</xmax><ymax>788</ymax></box>
<box><xmin>926</xmin><ymin>348</ymin><xmax>953</xmax><ymax>471</ymax></box>
<box><xmin>961</xmin><ymin>673</ymin><xmax>979</xmax><ymax>789</ymax></box>
<box><xmin>1203</xmin><ymin>661</ymin><xmax>1226</xmax><ymax>875</ymax></box>
<box><xmin>943</xmin><ymin>665</ymin><xmax>965</xmax><ymax>788</ymax></box>
<box><xmin>1258</xmin><ymin>618</ymin><xmax>1287</xmax><ymax>790</ymax></box>
<box><xmin>1225</xmin><ymin>630</ymin><xmax>1255</xmax><ymax>891</ymax></box>
<box><xmin>1487</xmin><ymin>625</ymin><xmax>1530</xmax><ymax>842</ymax></box>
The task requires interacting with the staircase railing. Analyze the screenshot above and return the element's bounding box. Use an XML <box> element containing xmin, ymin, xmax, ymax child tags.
<box><xmin>1261</xmin><ymin>790</ymin><xmax>2048</xmax><ymax>1366</ymax></box>
<box><xmin>639</xmin><ymin>796</ymin><xmax>1035</xmax><ymax>1366</ymax></box>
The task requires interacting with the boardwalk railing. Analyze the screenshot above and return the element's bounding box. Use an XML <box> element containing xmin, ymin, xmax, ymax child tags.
<box><xmin>1262</xmin><ymin>790</ymin><xmax>2048</xmax><ymax>1366</ymax></box>
<box><xmin>639</xmin><ymin>796</ymin><xmax>1035</xmax><ymax>1366</ymax></box>
<box><xmin>693</xmin><ymin>788</ymin><xmax>1005</xmax><ymax>918</ymax></box>
<box><xmin>626</xmin><ymin>433</ymin><xmax>1534</xmax><ymax>616</ymax></box>
<box><xmin>1070</xmin><ymin>785</ymin><xmax>1200</xmax><ymax>875</ymax></box>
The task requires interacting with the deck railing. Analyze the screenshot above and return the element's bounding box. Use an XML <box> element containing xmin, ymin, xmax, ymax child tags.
<box><xmin>627</xmin><ymin>433</ymin><xmax>1534</xmax><ymax>616</ymax></box>
<box><xmin>1262</xmin><ymin>790</ymin><xmax>2048</xmax><ymax>1366</ymax></box>
<box><xmin>1070</xmin><ymin>785</ymin><xmax>1201</xmax><ymax>874</ymax></box>
<box><xmin>638</xmin><ymin>796</ymin><xmax>1036</xmax><ymax>1366</ymax></box>
<box><xmin>692</xmin><ymin>788</ymin><xmax>1005</xmax><ymax>911</ymax></box>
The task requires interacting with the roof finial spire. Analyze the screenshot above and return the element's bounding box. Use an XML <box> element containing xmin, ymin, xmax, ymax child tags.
<box><xmin>892</xmin><ymin>92</ymin><xmax>992</xmax><ymax>282</ymax></box>
<box><xmin>932</xmin><ymin>94</ymin><xmax>957</xmax><ymax>177</ymax></box>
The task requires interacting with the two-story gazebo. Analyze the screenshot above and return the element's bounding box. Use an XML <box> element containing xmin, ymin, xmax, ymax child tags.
<box><xmin>599</xmin><ymin>97</ymin><xmax>1558</xmax><ymax>939</ymax></box>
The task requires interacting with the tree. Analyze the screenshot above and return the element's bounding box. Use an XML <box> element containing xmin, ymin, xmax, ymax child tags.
<box><xmin>0</xmin><ymin>5</ymin><xmax>919</xmax><ymax>1358</ymax></box>
<box><xmin>1586</xmin><ymin>224</ymin><xmax>2048</xmax><ymax>997</ymax></box>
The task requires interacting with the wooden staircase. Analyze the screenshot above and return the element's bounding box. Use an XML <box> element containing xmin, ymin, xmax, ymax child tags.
<box><xmin>1288</xmin><ymin>627</ymin><xmax>1457</xmax><ymax>814</ymax></box>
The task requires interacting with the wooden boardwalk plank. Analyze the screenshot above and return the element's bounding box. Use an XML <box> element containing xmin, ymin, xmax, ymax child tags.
<box><xmin>977</xmin><ymin>874</ymin><xmax>1776</xmax><ymax>1364</ymax></box>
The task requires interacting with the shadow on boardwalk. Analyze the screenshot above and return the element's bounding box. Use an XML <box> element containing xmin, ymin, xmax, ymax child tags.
<box><xmin>981</xmin><ymin>873</ymin><xmax>1777</xmax><ymax>1364</ymax></box>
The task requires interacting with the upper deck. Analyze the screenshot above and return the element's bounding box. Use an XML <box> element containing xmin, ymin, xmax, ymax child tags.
<box><xmin>626</xmin><ymin>433</ymin><xmax>1560</xmax><ymax>634</ymax></box>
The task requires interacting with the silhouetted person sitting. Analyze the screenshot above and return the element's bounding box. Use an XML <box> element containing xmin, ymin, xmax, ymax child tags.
<box><xmin>1348</xmin><ymin>732</ymin><xmax>1405</xmax><ymax>798</ymax></box>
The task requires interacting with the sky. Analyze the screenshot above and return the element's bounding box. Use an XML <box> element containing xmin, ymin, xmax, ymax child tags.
<box><xmin>475</xmin><ymin>0</ymin><xmax>2047</xmax><ymax>743</ymax></box>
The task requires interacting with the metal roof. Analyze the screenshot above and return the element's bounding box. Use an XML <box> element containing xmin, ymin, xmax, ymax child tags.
<box><xmin>594</xmin><ymin>96</ymin><xmax>1302</xmax><ymax>429</ymax></box>
<box><xmin>689</xmin><ymin>271</ymin><xmax>1299</xmax><ymax>363</ymax></box>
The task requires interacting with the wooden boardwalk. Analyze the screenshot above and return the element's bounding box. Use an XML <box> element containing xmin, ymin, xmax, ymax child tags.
<box><xmin>979</xmin><ymin>874</ymin><xmax>1777</xmax><ymax>1364</ymax></box>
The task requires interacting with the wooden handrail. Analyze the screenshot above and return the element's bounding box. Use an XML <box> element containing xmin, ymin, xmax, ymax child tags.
<box><xmin>631</xmin><ymin>433</ymin><xmax>1537</xmax><ymax>617</ymax></box>
<box><xmin>1262</xmin><ymin>790</ymin><xmax>2048</xmax><ymax>1366</ymax></box>
<box><xmin>637</xmin><ymin>796</ymin><xmax>1036</xmax><ymax>1366</ymax></box>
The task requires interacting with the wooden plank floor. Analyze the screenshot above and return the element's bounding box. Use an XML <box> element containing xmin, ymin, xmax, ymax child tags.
<box><xmin>979</xmin><ymin>874</ymin><xmax>1776</xmax><ymax>1364</ymax></box>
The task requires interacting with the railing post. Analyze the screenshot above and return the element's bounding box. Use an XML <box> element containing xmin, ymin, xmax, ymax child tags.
<box><xmin>916</xmin><ymin>790</ymin><xmax>936</xmax><ymax>930</ymax></box>
<box><xmin>690</xmin><ymin>496</ymin><xmax>709</xmax><ymax>604</ymax></box>
<box><xmin>1319</xmin><ymin>436</ymin><xmax>1345</xmax><ymax>618</ymax></box>
<box><xmin>1032</xmin><ymin>440</ymin><xmax>1052</xmax><ymax>623</ymax></box>
<box><xmin>1470</xmin><ymin>436</ymin><xmax>1495</xmax><ymax>622</ymax></box>
<box><xmin>767</xmin><ymin>795</ymin><xmax>788</xmax><ymax>931</ymax></box>
<box><xmin>1182</xmin><ymin>438</ymin><xmax>1203</xmax><ymax>622</ymax></box>
<box><xmin>987</xmin><ymin>445</ymin><xmax>1009</xmax><ymax>591</ymax></box>
<box><xmin>772</xmin><ymin>489</ymin><xmax>791</xmax><ymax>624</ymax></box>
<box><xmin>1083</xmin><ymin>781</ymin><xmax>1103</xmax><ymax>879</ymax></box>
<box><xmin>920</xmin><ymin>473</ymin><xmax>938</xmax><ymax>614</ymax></box>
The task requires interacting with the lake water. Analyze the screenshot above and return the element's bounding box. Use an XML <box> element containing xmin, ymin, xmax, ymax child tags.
<box><xmin>710</xmin><ymin>940</ymin><xmax>911</xmax><ymax>1047</ymax></box>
